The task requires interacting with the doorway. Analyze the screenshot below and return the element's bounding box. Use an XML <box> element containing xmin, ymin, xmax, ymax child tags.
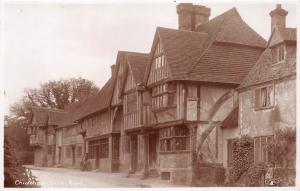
<box><xmin>72</xmin><ymin>145</ymin><xmax>76</xmax><ymax>166</ymax></box>
<box><xmin>112</xmin><ymin>135</ymin><xmax>120</xmax><ymax>172</ymax></box>
<box><xmin>149</xmin><ymin>133</ymin><xmax>158</xmax><ymax>169</ymax></box>
<box><xmin>131</xmin><ymin>135</ymin><xmax>138</xmax><ymax>173</ymax></box>
<box><xmin>58</xmin><ymin>147</ymin><xmax>62</xmax><ymax>164</ymax></box>
<box><xmin>95</xmin><ymin>145</ymin><xmax>100</xmax><ymax>169</ymax></box>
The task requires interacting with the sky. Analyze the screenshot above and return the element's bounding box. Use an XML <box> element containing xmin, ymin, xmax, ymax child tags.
<box><xmin>2</xmin><ymin>1</ymin><xmax>297</xmax><ymax>115</ymax></box>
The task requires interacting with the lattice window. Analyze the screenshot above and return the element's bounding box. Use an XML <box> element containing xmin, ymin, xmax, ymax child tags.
<box><xmin>160</xmin><ymin>126</ymin><xmax>190</xmax><ymax>152</ymax></box>
<box><xmin>152</xmin><ymin>82</ymin><xmax>176</xmax><ymax>110</ymax></box>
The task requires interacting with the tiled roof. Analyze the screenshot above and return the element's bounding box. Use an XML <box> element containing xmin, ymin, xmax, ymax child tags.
<box><xmin>239</xmin><ymin>48</ymin><xmax>296</xmax><ymax>88</ymax></box>
<box><xmin>56</xmin><ymin>77</ymin><xmax>114</xmax><ymax>128</ymax></box>
<box><xmin>148</xmin><ymin>7</ymin><xmax>266</xmax><ymax>84</ymax></box>
<box><xmin>126</xmin><ymin>52</ymin><xmax>149</xmax><ymax>84</ymax></box>
<box><xmin>48</xmin><ymin>110</ymin><xmax>66</xmax><ymax>125</ymax></box>
<box><xmin>30</xmin><ymin>107</ymin><xmax>48</xmax><ymax>126</ymax></box>
<box><xmin>189</xmin><ymin>43</ymin><xmax>263</xmax><ymax>84</ymax></box>
<box><xmin>56</xmin><ymin>101</ymin><xmax>86</xmax><ymax>128</ymax></box>
<box><xmin>221</xmin><ymin>106</ymin><xmax>238</xmax><ymax>129</ymax></box>
<box><xmin>30</xmin><ymin>106</ymin><xmax>65</xmax><ymax>127</ymax></box>
<box><xmin>278</xmin><ymin>28</ymin><xmax>297</xmax><ymax>41</ymax></box>
<box><xmin>157</xmin><ymin>27</ymin><xmax>208</xmax><ymax>80</ymax></box>
<box><xmin>72</xmin><ymin>77</ymin><xmax>114</xmax><ymax>122</ymax></box>
<box><xmin>199</xmin><ymin>8</ymin><xmax>266</xmax><ymax>48</ymax></box>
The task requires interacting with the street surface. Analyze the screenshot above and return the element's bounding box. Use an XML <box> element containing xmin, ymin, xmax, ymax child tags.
<box><xmin>25</xmin><ymin>166</ymin><xmax>179</xmax><ymax>188</ymax></box>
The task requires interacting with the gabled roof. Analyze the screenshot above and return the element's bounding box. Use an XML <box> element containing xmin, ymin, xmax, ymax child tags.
<box><xmin>58</xmin><ymin>77</ymin><xmax>115</xmax><ymax>126</ymax></box>
<box><xmin>240</xmin><ymin>26</ymin><xmax>297</xmax><ymax>89</ymax></box>
<box><xmin>156</xmin><ymin>27</ymin><xmax>208</xmax><ymax>80</ymax></box>
<box><xmin>144</xmin><ymin>7</ymin><xmax>266</xmax><ymax>84</ymax></box>
<box><xmin>239</xmin><ymin>48</ymin><xmax>296</xmax><ymax>88</ymax></box>
<box><xmin>30</xmin><ymin>106</ymin><xmax>65</xmax><ymax>127</ymax></box>
<box><xmin>197</xmin><ymin>8</ymin><xmax>266</xmax><ymax>48</ymax></box>
<box><xmin>77</xmin><ymin>77</ymin><xmax>114</xmax><ymax>120</ymax></box>
<box><xmin>126</xmin><ymin>52</ymin><xmax>149</xmax><ymax>84</ymax></box>
<box><xmin>188</xmin><ymin>42</ymin><xmax>263</xmax><ymax>84</ymax></box>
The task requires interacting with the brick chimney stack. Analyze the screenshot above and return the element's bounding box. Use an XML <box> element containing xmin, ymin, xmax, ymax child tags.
<box><xmin>177</xmin><ymin>3</ymin><xmax>210</xmax><ymax>31</ymax></box>
<box><xmin>78</xmin><ymin>82</ymin><xmax>89</xmax><ymax>102</ymax></box>
<box><xmin>269</xmin><ymin>4</ymin><xmax>288</xmax><ymax>32</ymax></box>
<box><xmin>194</xmin><ymin>5</ymin><xmax>211</xmax><ymax>29</ymax></box>
<box><xmin>177</xmin><ymin>3</ymin><xmax>194</xmax><ymax>31</ymax></box>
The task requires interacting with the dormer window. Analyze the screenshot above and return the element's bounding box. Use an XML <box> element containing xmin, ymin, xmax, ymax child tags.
<box><xmin>272</xmin><ymin>44</ymin><xmax>285</xmax><ymax>63</ymax></box>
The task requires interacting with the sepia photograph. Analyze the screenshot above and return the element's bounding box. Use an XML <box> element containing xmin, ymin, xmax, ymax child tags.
<box><xmin>2</xmin><ymin>0</ymin><xmax>297</xmax><ymax>189</ymax></box>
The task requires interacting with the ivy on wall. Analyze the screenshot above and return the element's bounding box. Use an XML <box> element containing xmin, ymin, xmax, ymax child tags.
<box><xmin>268</xmin><ymin>128</ymin><xmax>296</xmax><ymax>168</ymax></box>
<box><xmin>229</xmin><ymin>135</ymin><xmax>254</xmax><ymax>182</ymax></box>
<box><xmin>228</xmin><ymin>128</ymin><xmax>296</xmax><ymax>186</ymax></box>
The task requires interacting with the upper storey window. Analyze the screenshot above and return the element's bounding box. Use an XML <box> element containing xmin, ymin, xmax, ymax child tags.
<box><xmin>253</xmin><ymin>85</ymin><xmax>274</xmax><ymax>110</ymax></box>
<box><xmin>152</xmin><ymin>82</ymin><xmax>176</xmax><ymax>111</ymax></box>
<box><xmin>148</xmin><ymin>40</ymin><xmax>168</xmax><ymax>84</ymax></box>
<box><xmin>272</xmin><ymin>44</ymin><xmax>285</xmax><ymax>63</ymax></box>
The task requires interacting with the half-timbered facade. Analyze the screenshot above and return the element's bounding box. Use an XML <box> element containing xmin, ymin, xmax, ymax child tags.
<box><xmin>27</xmin><ymin>3</ymin><xmax>295</xmax><ymax>186</ymax></box>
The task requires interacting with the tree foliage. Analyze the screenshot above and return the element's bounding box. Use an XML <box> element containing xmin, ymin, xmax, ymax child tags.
<box><xmin>4</xmin><ymin>135</ymin><xmax>39</xmax><ymax>188</ymax></box>
<box><xmin>9</xmin><ymin>77</ymin><xmax>99</xmax><ymax>120</ymax></box>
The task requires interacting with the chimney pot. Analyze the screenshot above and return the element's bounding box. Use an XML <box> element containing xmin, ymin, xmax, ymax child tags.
<box><xmin>177</xmin><ymin>3</ymin><xmax>194</xmax><ymax>31</ymax></box>
<box><xmin>177</xmin><ymin>3</ymin><xmax>210</xmax><ymax>31</ymax></box>
<box><xmin>269</xmin><ymin>4</ymin><xmax>288</xmax><ymax>32</ymax></box>
<box><xmin>78</xmin><ymin>83</ymin><xmax>89</xmax><ymax>101</ymax></box>
<box><xmin>193</xmin><ymin>5</ymin><xmax>211</xmax><ymax>30</ymax></box>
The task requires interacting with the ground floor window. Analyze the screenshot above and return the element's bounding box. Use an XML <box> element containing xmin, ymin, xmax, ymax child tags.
<box><xmin>160</xmin><ymin>126</ymin><xmax>190</xmax><ymax>152</ymax></box>
<box><xmin>112</xmin><ymin>136</ymin><xmax>119</xmax><ymax>159</ymax></box>
<box><xmin>254</xmin><ymin>136</ymin><xmax>274</xmax><ymax>165</ymax></box>
<box><xmin>88</xmin><ymin>138</ymin><xmax>109</xmax><ymax>159</ymax></box>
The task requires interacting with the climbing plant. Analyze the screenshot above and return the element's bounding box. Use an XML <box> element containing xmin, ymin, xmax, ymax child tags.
<box><xmin>269</xmin><ymin>128</ymin><xmax>296</xmax><ymax>168</ymax></box>
<box><xmin>229</xmin><ymin>135</ymin><xmax>254</xmax><ymax>182</ymax></box>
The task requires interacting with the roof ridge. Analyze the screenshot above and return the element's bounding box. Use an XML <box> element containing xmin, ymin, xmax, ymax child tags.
<box><xmin>118</xmin><ymin>50</ymin><xmax>148</xmax><ymax>56</ymax></box>
<box><xmin>31</xmin><ymin>106</ymin><xmax>67</xmax><ymax>113</ymax></box>
<box><xmin>157</xmin><ymin>26</ymin><xmax>208</xmax><ymax>36</ymax></box>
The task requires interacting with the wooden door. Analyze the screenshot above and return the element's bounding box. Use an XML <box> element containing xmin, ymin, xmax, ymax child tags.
<box><xmin>58</xmin><ymin>147</ymin><xmax>62</xmax><ymax>164</ymax></box>
<box><xmin>149</xmin><ymin>133</ymin><xmax>158</xmax><ymax>169</ymax></box>
<box><xmin>72</xmin><ymin>146</ymin><xmax>76</xmax><ymax>166</ymax></box>
<box><xmin>131</xmin><ymin>135</ymin><xmax>138</xmax><ymax>172</ymax></box>
<box><xmin>95</xmin><ymin>145</ymin><xmax>100</xmax><ymax>169</ymax></box>
<box><xmin>112</xmin><ymin>136</ymin><xmax>120</xmax><ymax>172</ymax></box>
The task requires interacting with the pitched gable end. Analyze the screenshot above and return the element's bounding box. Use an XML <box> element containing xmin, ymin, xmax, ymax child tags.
<box><xmin>147</xmin><ymin>32</ymin><xmax>170</xmax><ymax>86</ymax></box>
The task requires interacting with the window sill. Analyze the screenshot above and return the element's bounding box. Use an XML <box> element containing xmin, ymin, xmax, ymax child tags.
<box><xmin>254</xmin><ymin>105</ymin><xmax>274</xmax><ymax>111</ymax></box>
<box><xmin>159</xmin><ymin>150</ymin><xmax>190</xmax><ymax>154</ymax></box>
<box><xmin>152</xmin><ymin>105</ymin><xmax>176</xmax><ymax>112</ymax></box>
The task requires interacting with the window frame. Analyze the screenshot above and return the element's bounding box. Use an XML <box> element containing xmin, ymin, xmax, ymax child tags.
<box><xmin>254</xmin><ymin>135</ymin><xmax>274</xmax><ymax>166</ymax></box>
<box><xmin>159</xmin><ymin>126</ymin><xmax>190</xmax><ymax>153</ymax></box>
<box><xmin>151</xmin><ymin>82</ymin><xmax>176</xmax><ymax>111</ymax></box>
<box><xmin>88</xmin><ymin>138</ymin><xmax>109</xmax><ymax>159</ymax></box>
<box><xmin>253</xmin><ymin>84</ymin><xmax>274</xmax><ymax>110</ymax></box>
